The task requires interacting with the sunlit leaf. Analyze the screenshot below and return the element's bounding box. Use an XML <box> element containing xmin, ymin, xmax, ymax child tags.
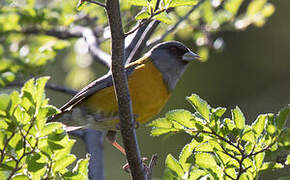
<box><xmin>169</xmin><ymin>0</ymin><xmax>198</xmax><ymax>8</ymax></box>
<box><xmin>275</xmin><ymin>107</ymin><xmax>290</xmax><ymax>130</ymax></box>
<box><xmin>252</xmin><ymin>114</ymin><xmax>267</xmax><ymax>137</ymax></box>
<box><xmin>186</xmin><ymin>94</ymin><xmax>210</xmax><ymax>121</ymax></box>
<box><xmin>165</xmin><ymin>154</ymin><xmax>184</xmax><ymax>177</ymax></box>
<box><xmin>153</xmin><ymin>11</ymin><xmax>172</xmax><ymax>24</ymax></box>
<box><xmin>232</xmin><ymin>106</ymin><xmax>245</xmax><ymax>130</ymax></box>
<box><xmin>128</xmin><ymin>0</ymin><xmax>148</xmax><ymax>6</ymax></box>
<box><xmin>135</xmin><ymin>11</ymin><xmax>150</xmax><ymax>20</ymax></box>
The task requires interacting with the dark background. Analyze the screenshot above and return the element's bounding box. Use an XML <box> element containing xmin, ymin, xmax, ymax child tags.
<box><xmin>47</xmin><ymin>0</ymin><xmax>290</xmax><ymax>179</ymax></box>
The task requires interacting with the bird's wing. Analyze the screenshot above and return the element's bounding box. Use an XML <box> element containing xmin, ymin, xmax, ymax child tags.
<box><xmin>59</xmin><ymin>64</ymin><xmax>139</xmax><ymax>113</ymax></box>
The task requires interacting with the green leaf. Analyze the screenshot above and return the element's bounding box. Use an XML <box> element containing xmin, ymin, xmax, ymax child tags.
<box><xmin>169</xmin><ymin>0</ymin><xmax>198</xmax><ymax>8</ymax></box>
<box><xmin>260</xmin><ymin>162</ymin><xmax>284</xmax><ymax>171</ymax></box>
<box><xmin>224</xmin><ymin>0</ymin><xmax>243</xmax><ymax>15</ymax></box>
<box><xmin>165</xmin><ymin>154</ymin><xmax>184</xmax><ymax>177</ymax></box>
<box><xmin>128</xmin><ymin>0</ymin><xmax>148</xmax><ymax>6</ymax></box>
<box><xmin>247</xmin><ymin>0</ymin><xmax>266</xmax><ymax>16</ymax></box>
<box><xmin>11</xmin><ymin>174</ymin><xmax>30</xmax><ymax>180</ymax></box>
<box><xmin>153</xmin><ymin>12</ymin><xmax>172</xmax><ymax>24</ymax></box>
<box><xmin>232</xmin><ymin>106</ymin><xmax>245</xmax><ymax>130</ymax></box>
<box><xmin>135</xmin><ymin>11</ymin><xmax>150</xmax><ymax>20</ymax></box>
<box><xmin>254</xmin><ymin>152</ymin><xmax>265</xmax><ymax>170</ymax></box>
<box><xmin>195</xmin><ymin>152</ymin><xmax>217</xmax><ymax>168</ymax></box>
<box><xmin>286</xmin><ymin>154</ymin><xmax>290</xmax><ymax>165</ymax></box>
<box><xmin>75</xmin><ymin>157</ymin><xmax>89</xmax><ymax>178</ymax></box>
<box><xmin>0</xmin><ymin>72</ymin><xmax>15</xmax><ymax>87</ymax></box>
<box><xmin>52</xmin><ymin>154</ymin><xmax>76</xmax><ymax>173</ymax></box>
<box><xmin>212</xmin><ymin>107</ymin><xmax>226</xmax><ymax>118</ymax></box>
<box><xmin>0</xmin><ymin>94</ymin><xmax>11</xmax><ymax>113</ymax></box>
<box><xmin>35</xmin><ymin>76</ymin><xmax>50</xmax><ymax>109</ymax></box>
<box><xmin>189</xmin><ymin>169</ymin><xmax>207</xmax><ymax>180</ymax></box>
<box><xmin>276</xmin><ymin>107</ymin><xmax>290</xmax><ymax>130</ymax></box>
<box><xmin>166</xmin><ymin>109</ymin><xmax>195</xmax><ymax>128</ymax></box>
<box><xmin>148</xmin><ymin>118</ymin><xmax>173</xmax><ymax>128</ymax></box>
<box><xmin>187</xmin><ymin>94</ymin><xmax>210</xmax><ymax>121</ymax></box>
<box><xmin>252</xmin><ymin>114</ymin><xmax>267</xmax><ymax>137</ymax></box>
<box><xmin>179</xmin><ymin>143</ymin><xmax>194</xmax><ymax>172</ymax></box>
<box><xmin>195</xmin><ymin>142</ymin><xmax>213</xmax><ymax>152</ymax></box>
<box><xmin>40</xmin><ymin>122</ymin><xmax>63</xmax><ymax>137</ymax></box>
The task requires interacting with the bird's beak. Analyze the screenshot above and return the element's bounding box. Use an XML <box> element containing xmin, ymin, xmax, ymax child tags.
<box><xmin>182</xmin><ymin>51</ymin><xmax>200</xmax><ymax>62</ymax></box>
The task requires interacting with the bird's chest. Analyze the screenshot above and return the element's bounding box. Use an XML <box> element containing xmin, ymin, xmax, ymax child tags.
<box><xmin>128</xmin><ymin>62</ymin><xmax>171</xmax><ymax>123</ymax></box>
<box><xmin>83</xmin><ymin>62</ymin><xmax>170</xmax><ymax>123</ymax></box>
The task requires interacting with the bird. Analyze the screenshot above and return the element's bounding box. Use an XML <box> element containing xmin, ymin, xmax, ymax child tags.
<box><xmin>53</xmin><ymin>41</ymin><xmax>200</xmax><ymax>154</ymax></box>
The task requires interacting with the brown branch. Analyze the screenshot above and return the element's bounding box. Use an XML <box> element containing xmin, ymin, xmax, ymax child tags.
<box><xmin>147</xmin><ymin>154</ymin><xmax>158</xmax><ymax>180</ymax></box>
<box><xmin>105</xmin><ymin>0</ymin><xmax>146</xmax><ymax>180</ymax></box>
<box><xmin>82</xmin><ymin>28</ymin><xmax>111</xmax><ymax>68</ymax></box>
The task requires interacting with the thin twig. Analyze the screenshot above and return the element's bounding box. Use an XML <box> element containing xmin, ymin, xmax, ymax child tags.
<box><xmin>147</xmin><ymin>154</ymin><xmax>158</xmax><ymax>180</ymax></box>
<box><xmin>124</xmin><ymin>9</ymin><xmax>167</xmax><ymax>37</ymax></box>
<box><xmin>86</xmin><ymin>0</ymin><xmax>106</xmax><ymax>8</ymax></box>
<box><xmin>82</xmin><ymin>28</ymin><xmax>112</xmax><ymax>68</ymax></box>
<box><xmin>148</xmin><ymin>0</ymin><xmax>206</xmax><ymax>48</ymax></box>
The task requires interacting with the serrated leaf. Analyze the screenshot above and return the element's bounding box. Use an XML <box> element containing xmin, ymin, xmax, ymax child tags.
<box><xmin>128</xmin><ymin>0</ymin><xmax>148</xmax><ymax>6</ymax></box>
<box><xmin>187</xmin><ymin>94</ymin><xmax>210</xmax><ymax>121</ymax></box>
<box><xmin>153</xmin><ymin>12</ymin><xmax>172</xmax><ymax>24</ymax></box>
<box><xmin>165</xmin><ymin>154</ymin><xmax>184</xmax><ymax>177</ymax></box>
<box><xmin>135</xmin><ymin>11</ymin><xmax>150</xmax><ymax>20</ymax></box>
<box><xmin>148</xmin><ymin>118</ymin><xmax>172</xmax><ymax>128</ymax></box>
<box><xmin>166</xmin><ymin>109</ymin><xmax>195</xmax><ymax>128</ymax></box>
<box><xmin>276</xmin><ymin>107</ymin><xmax>290</xmax><ymax>130</ymax></box>
<box><xmin>52</xmin><ymin>154</ymin><xmax>76</xmax><ymax>173</ymax></box>
<box><xmin>212</xmin><ymin>107</ymin><xmax>226</xmax><ymax>118</ymax></box>
<box><xmin>232</xmin><ymin>106</ymin><xmax>245</xmax><ymax>130</ymax></box>
<box><xmin>252</xmin><ymin>114</ymin><xmax>267</xmax><ymax>137</ymax></box>
<box><xmin>169</xmin><ymin>0</ymin><xmax>198</xmax><ymax>8</ymax></box>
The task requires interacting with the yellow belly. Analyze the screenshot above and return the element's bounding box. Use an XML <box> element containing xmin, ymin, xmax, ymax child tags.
<box><xmin>82</xmin><ymin>61</ymin><xmax>170</xmax><ymax>124</ymax></box>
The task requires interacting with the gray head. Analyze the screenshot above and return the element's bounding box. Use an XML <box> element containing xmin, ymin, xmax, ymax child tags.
<box><xmin>149</xmin><ymin>41</ymin><xmax>200</xmax><ymax>91</ymax></box>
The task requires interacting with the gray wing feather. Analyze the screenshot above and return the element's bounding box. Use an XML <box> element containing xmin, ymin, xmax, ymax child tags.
<box><xmin>60</xmin><ymin>66</ymin><xmax>136</xmax><ymax>112</ymax></box>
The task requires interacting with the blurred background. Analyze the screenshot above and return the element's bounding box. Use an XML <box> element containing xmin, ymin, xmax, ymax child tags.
<box><xmin>46</xmin><ymin>1</ymin><xmax>290</xmax><ymax>179</ymax></box>
<box><xmin>1</xmin><ymin>0</ymin><xmax>289</xmax><ymax>179</ymax></box>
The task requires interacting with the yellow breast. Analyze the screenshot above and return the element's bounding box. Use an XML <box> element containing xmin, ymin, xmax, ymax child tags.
<box><xmin>82</xmin><ymin>60</ymin><xmax>171</xmax><ymax>124</ymax></box>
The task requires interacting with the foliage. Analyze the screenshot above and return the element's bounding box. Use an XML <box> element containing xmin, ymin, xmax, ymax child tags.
<box><xmin>148</xmin><ymin>94</ymin><xmax>290</xmax><ymax>180</ymax></box>
<box><xmin>0</xmin><ymin>77</ymin><xmax>89</xmax><ymax>179</ymax></box>
<box><xmin>0</xmin><ymin>0</ymin><xmax>275</xmax><ymax>88</ymax></box>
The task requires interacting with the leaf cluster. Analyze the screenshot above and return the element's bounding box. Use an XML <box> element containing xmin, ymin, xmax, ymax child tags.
<box><xmin>148</xmin><ymin>94</ymin><xmax>290</xmax><ymax>180</ymax></box>
<box><xmin>0</xmin><ymin>77</ymin><xmax>88</xmax><ymax>180</ymax></box>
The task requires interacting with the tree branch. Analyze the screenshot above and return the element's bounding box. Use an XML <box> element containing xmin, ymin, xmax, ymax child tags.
<box><xmin>148</xmin><ymin>0</ymin><xmax>206</xmax><ymax>48</ymax></box>
<box><xmin>106</xmin><ymin>0</ymin><xmax>146</xmax><ymax>179</ymax></box>
<box><xmin>86</xmin><ymin>0</ymin><xmax>106</xmax><ymax>8</ymax></box>
<box><xmin>82</xmin><ymin>28</ymin><xmax>111</xmax><ymax>68</ymax></box>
